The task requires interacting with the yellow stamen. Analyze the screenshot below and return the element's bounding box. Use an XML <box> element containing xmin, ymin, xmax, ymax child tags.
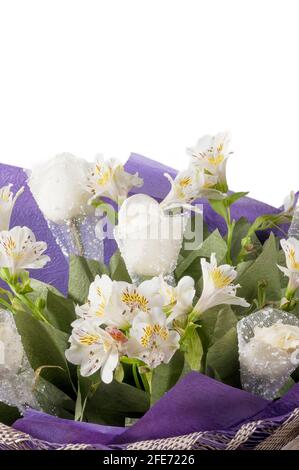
<box><xmin>79</xmin><ymin>334</ymin><xmax>100</xmax><ymax>346</ymax></box>
<box><xmin>4</xmin><ymin>237</ymin><xmax>16</xmax><ymax>251</ymax></box>
<box><xmin>207</xmin><ymin>154</ymin><xmax>224</xmax><ymax>166</ymax></box>
<box><xmin>121</xmin><ymin>289</ymin><xmax>149</xmax><ymax>312</ymax></box>
<box><xmin>140</xmin><ymin>324</ymin><xmax>168</xmax><ymax>347</ymax></box>
<box><xmin>0</xmin><ymin>191</ymin><xmax>10</xmax><ymax>202</ymax></box>
<box><xmin>288</xmin><ymin>248</ymin><xmax>299</xmax><ymax>270</ymax></box>
<box><xmin>95</xmin><ymin>165</ymin><xmax>111</xmax><ymax>186</ymax></box>
<box><xmin>211</xmin><ymin>268</ymin><xmax>233</xmax><ymax>289</ymax></box>
<box><xmin>179</xmin><ymin>176</ymin><xmax>192</xmax><ymax>188</ymax></box>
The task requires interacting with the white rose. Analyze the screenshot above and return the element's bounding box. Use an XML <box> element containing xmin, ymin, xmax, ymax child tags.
<box><xmin>114</xmin><ymin>194</ymin><xmax>188</xmax><ymax>277</ymax></box>
<box><xmin>241</xmin><ymin>323</ymin><xmax>299</xmax><ymax>378</ymax></box>
<box><xmin>27</xmin><ymin>153</ymin><xmax>91</xmax><ymax>223</ymax></box>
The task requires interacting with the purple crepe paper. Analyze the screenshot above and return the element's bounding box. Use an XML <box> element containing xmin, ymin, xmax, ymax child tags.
<box><xmin>13</xmin><ymin>374</ymin><xmax>299</xmax><ymax>448</ymax></box>
<box><xmin>13</xmin><ymin>409</ymin><xmax>124</xmax><ymax>446</ymax></box>
<box><xmin>14</xmin><ymin>372</ymin><xmax>269</xmax><ymax>447</ymax></box>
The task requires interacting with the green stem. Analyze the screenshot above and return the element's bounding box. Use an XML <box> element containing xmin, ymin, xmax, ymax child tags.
<box><xmin>225</xmin><ymin>206</ymin><xmax>234</xmax><ymax>265</ymax></box>
<box><xmin>0</xmin><ymin>297</ymin><xmax>14</xmax><ymax>313</ymax></box>
<box><xmin>69</xmin><ymin>219</ymin><xmax>84</xmax><ymax>257</ymax></box>
<box><xmin>281</xmin><ymin>284</ymin><xmax>297</xmax><ymax>311</ymax></box>
<box><xmin>140</xmin><ymin>373</ymin><xmax>150</xmax><ymax>393</ymax></box>
<box><xmin>9</xmin><ymin>284</ymin><xmax>50</xmax><ymax>324</ymax></box>
<box><xmin>132</xmin><ymin>363</ymin><xmax>142</xmax><ymax>390</ymax></box>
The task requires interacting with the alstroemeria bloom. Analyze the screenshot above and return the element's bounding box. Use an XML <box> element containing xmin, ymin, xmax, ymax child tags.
<box><xmin>76</xmin><ymin>274</ymin><xmax>164</xmax><ymax>329</ymax></box>
<box><xmin>193</xmin><ymin>253</ymin><xmax>249</xmax><ymax>315</ymax></box>
<box><xmin>0</xmin><ymin>226</ymin><xmax>50</xmax><ymax>275</ymax></box>
<box><xmin>0</xmin><ymin>184</ymin><xmax>24</xmax><ymax>231</ymax></box>
<box><xmin>161</xmin><ymin>167</ymin><xmax>218</xmax><ymax>209</ymax></box>
<box><xmin>282</xmin><ymin>191</ymin><xmax>296</xmax><ymax>214</ymax></box>
<box><xmin>65</xmin><ymin>319</ymin><xmax>123</xmax><ymax>382</ymax></box>
<box><xmin>159</xmin><ymin>275</ymin><xmax>195</xmax><ymax>323</ymax></box>
<box><xmin>187</xmin><ymin>132</ymin><xmax>231</xmax><ymax>188</ymax></box>
<box><xmin>278</xmin><ymin>238</ymin><xmax>299</xmax><ymax>295</ymax></box>
<box><xmin>126</xmin><ymin>308</ymin><xmax>180</xmax><ymax>369</ymax></box>
<box><xmin>87</xmin><ymin>155</ymin><xmax>143</xmax><ymax>205</ymax></box>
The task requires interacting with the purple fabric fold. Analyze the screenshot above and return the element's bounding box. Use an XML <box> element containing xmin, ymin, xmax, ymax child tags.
<box><xmin>13</xmin><ymin>410</ymin><xmax>124</xmax><ymax>447</ymax></box>
<box><xmin>111</xmin><ymin>372</ymin><xmax>269</xmax><ymax>445</ymax></box>
<box><xmin>13</xmin><ymin>372</ymin><xmax>299</xmax><ymax>447</ymax></box>
<box><xmin>14</xmin><ymin>372</ymin><xmax>270</xmax><ymax>446</ymax></box>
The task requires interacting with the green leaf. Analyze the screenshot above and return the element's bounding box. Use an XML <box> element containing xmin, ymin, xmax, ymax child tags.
<box><xmin>46</xmin><ymin>290</ymin><xmax>76</xmax><ymax>334</ymax></box>
<box><xmin>276</xmin><ymin>377</ymin><xmax>295</xmax><ymax>398</ymax></box>
<box><xmin>14</xmin><ymin>311</ymin><xmax>75</xmax><ymax>396</ymax></box>
<box><xmin>68</xmin><ymin>255</ymin><xmax>109</xmax><ymax>305</ymax></box>
<box><xmin>109</xmin><ymin>250</ymin><xmax>131</xmax><ymax>282</ymax></box>
<box><xmin>34</xmin><ymin>376</ymin><xmax>74</xmax><ymax>419</ymax></box>
<box><xmin>198</xmin><ymin>305</ymin><xmax>238</xmax><ymax>349</ymax></box>
<box><xmin>212</xmin><ymin>306</ymin><xmax>238</xmax><ymax>343</ymax></box>
<box><xmin>236</xmin><ymin>233</ymin><xmax>281</xmax><ymax>307</ymax></box>
<box><xmin>151</xmin><ymin>351</ymin><xmax>185</xmax><ymax>405</ymax></box>
<box><xmin>236</xmin><ymin>260</ymin><xmax>255</xmax><ymax>278</ymax></box>
<box><xmin>175</xmin><ymin>229</ymin><xmax>227</xmax><ymax>279</ymax></box>
<box><xmin>206</xmin><ymin>327</ymin><xmax>239</xmax><ymax>384</ymax></box>
<box><xmin>209</xmin><ymin>199</ymin><xmax>229</xmax><ymax>222</ymax></box>
<box><xmin>230</xmin><ymin>217</ymin><xmax>251</xmax><ymax>264</ymax></box>
<box><xmin>181</xmin><ymin>324</ymin><xmax>203</xmax><ymax>371</ymax></box>
<box><xmin>27</xmin><ymin>278</ymin><xmax>63</xmax><ymax>302</ymax></box>
<box><xmin>0</xmin><ymin>402</ymin><xmax>20</xmax><ymax>426</ymax></box>
<box><xmin>225</xmin><ymin>192</ymin><xmax>249</xmax><ymax>206</ymax></box>
<box><xmin>84</xmin><ymin>380</ymin><xmax>150</xmax><ymax>426</ymax></box>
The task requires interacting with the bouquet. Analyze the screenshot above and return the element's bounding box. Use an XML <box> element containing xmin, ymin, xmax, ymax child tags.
<box><xmin>1</xmin><ymin>133</ymin><xmax>299</xmax><ymax>447</ymax></box>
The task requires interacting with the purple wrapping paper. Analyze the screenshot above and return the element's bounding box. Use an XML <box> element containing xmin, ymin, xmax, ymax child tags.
<box><xmin>0</xmin><ymin>155</ymin><xmax>297</xmax><ymax>448</ymax></box>
<box><xmin>13</xmin><ymin>373</ymin><xmax>299</xmax><ymax>448</ymax></box>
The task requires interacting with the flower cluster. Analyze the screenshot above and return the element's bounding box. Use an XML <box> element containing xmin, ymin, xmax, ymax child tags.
<box><xmin>65</xmin><ymin>252</ymin><xmax>249</xmax><ymax>383</ymax></box>
<box><xmin>161</xmin><ymin>132</ymin><xmax>231</xmax><ymax>209</ymax></box>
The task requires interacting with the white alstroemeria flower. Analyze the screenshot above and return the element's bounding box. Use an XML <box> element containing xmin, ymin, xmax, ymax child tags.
<box><xmin>87</xmin><ymin>155</ymin><xmax>143</xmax><ymax>206</ymax></box>
<box><xmin>0</xmin><ymin>184</ymin><xmax>24</xmax><ymax>231</ymax></box>
<box><xmin>278</xmin><ymin>238</ymin><xmax>299</xmax><ymax>294</ymax></box>
<box><xmin>27</xmin><ymin>153</ymin><xmax>91</xmax><ymax>223</ymax></box>
<box><xmin>193</xmin><ymin>253</ymin><xmax>249</xmax><ymax>315</ymax></box>
<box><xmin>76</xmin><ymin>274</ymin><xmax>164</xmax><ymax>329</ymax></box>
<box><xmin>187</xmin><ymin>132</ymin><xmax>231</xmax><ymax>187</ymax></box>
<box><xmin>0</xmin><ymin>226</ymin><xmax>50</xmax><ymax>275</ymax></box>
<box><xmin>65</xmin><ymin>319</ymin><xmax>124</xmax><ymax>383</ymax></box>
<box><xmin>126</xmin><ymin>308</ymin><xmax>180</xmax><ymax>369</ymax></box>
<box><xmin>160</xmin><ymin>168</ymin><xmax>218</xmax><ymax>209</ymax></box>
<box><xmin>159</xmin><ymin>276</ymin><xmax>195</xmax><ymax>323</ymax></box>
<box><xmin>283</xmin><ymin>191</ymin><xmax>296</xmax><ymax>214</ymax></box>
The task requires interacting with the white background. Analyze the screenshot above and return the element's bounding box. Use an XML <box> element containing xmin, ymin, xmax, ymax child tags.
<box><xmin>0</xmin><ymin>0</ymin><xmax>298</xmax><ymax>206</ymax></box>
